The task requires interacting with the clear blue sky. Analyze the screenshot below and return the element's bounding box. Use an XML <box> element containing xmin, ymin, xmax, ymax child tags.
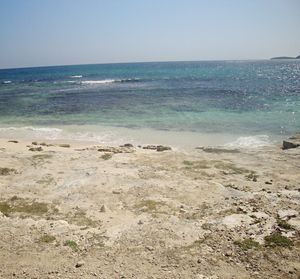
<box><xmin>0</xmin><ymin>0</ymin><xmax>299</xmax><ymax>69</ymax></box>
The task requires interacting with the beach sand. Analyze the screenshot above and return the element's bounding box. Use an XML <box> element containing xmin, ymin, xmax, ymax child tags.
<box><xmin>0</xmin><ymin>138</ymin><xmax>299</xmax><ymax>279</ymax></box>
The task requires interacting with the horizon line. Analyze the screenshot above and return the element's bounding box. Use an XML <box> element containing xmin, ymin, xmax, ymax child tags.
<box><xmin>0</xmin><ymin>57</ymin><xmax>295</xmax><ymax>71</ymax></box>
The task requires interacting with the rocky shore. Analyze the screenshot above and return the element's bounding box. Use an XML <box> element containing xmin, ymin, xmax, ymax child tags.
<box><xmin>0</xmin><ymin>137</ymin><xmax>299</xmax><ymax>279</ymax></box>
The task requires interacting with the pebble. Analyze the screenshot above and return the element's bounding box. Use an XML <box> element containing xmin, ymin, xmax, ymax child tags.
<box><xmin>29</xmin><ymin>147</ymin><xmax>43</xmax><ymax>152</ymax></box>
<box><xmin>59</xmin><ymin>144</ymin><xmax>70</xmax><ymax>148</ymax></box>
<box><xmin>145</xmin><ymin>246</ymin><xmax>154</xmax><ymax>251</ymax></box>
<box><xmin>100</xmin><ymin>205</ymin><xmax>107</xmax><ymax>212</ymax></box>
<box><xmin>225</xmin><ymin>251</ymin><xmax>233</xmax><ymax>257</ymax></box>
<box><xmin>75</xmin><ymin>260</ymin><xmax>85</xmax><ymax>268</ymax></box>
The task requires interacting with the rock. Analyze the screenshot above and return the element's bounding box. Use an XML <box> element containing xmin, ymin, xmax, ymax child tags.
<box><xmin>58</xmin><ymin>144</ymin><xmax>70</xmax><ymax>148</ymax></box>
<box><xmin>225</xmin><ymin>250</ymin><xmax>233</xmax><ymax>256</ymax></box>
<box><xmin>75</xmin><ymin>260</ymin><xmax>85</xmax><ymax>268</ymax></box>
<box><xmin>32</xmin><ymin>142</ymin><xmax>38</xmax><ymax>145</ymax></box>
<box><xmin>0</xmin><ymin>167</ymin><xmax>17</xmax><ymax>175</ymax></box>
<box><xmin>121</xmin><ymin>143</ymin><xmax>133</xmax><ymax>148</ymax></box>
<box><xmin>112</xmin><ymin>190</ymin><xmax>121</xmax><ymax>194</ymax></box>
<box><xmin>143</xmin><ymin>145</ymin><xmax>157</xmax><ymax>150</ymax></box>
<box><xmin>278</xmin><ymin>209</ymin><xmax>298</xmax><ymax>220</ymax></box>
<box><xmin>156</xmin><ymin>145</ymin><xmax>171</xmax><ymax>152</ymax></box>
<box><xmin>282</xmin><ymin>134</ymin><xmax>300</xmax><ymax>149</ymax></box>
<box><xmin>8</xmin><ymin>140</ymin><xmax>18</xmax><ymax>143</ymax></box>
<box><xmin>98</xmin><ymin>146</ymin><xmax>134</xmax><ymax>154</ymax></box>
<box><xmin>288</xmin><ymin>217</ymin><xmax>300</xmax><ymax>230</ymax></box>
<box><xmin>28</xmin><ymin>147</ymin><xmax>43</xmax><ymax>152</ymax></box>
<box><xmin>222</xmin><ymin>214</ymin><xmax>252</xmax><ymax>228</ymax></box>
<box><xmin>145</xmin><ymin>246</ymin><xmax>154</xmax><ymax>251</ymax></box>
<box><xmin>100</xmin><ymin>205</ymin><xmax>107</xmax><ymax>212</ymax></box>
<box><xmin>142</xmin><ymin>145</ymin><xmax>171</xmax><ymax>152</ymax></box>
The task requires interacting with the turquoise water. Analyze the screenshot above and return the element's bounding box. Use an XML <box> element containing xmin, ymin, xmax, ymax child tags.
<box><xmin>0</xmin><ymin>60</ymin><xmax>299</xmax><ymax>147</ymax></box>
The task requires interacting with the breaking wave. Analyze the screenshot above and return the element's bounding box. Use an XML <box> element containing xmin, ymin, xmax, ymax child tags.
<box><xmin>81</xmin><ymin>78</ymin><xmax>140</xmax><ymax>85</ymax></box>
<box><xmin>225</xmin><ymin>135</ymin><xmax>272</xmax><ymax>148</ymax></box>
<box><xmin>0</xmin><ymin>126</ymin><xmax>63</xmax><ymax>140</ymax></box>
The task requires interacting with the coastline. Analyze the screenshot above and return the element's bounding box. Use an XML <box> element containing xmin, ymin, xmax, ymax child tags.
<box><xmin>0</xmin><ymin>136</ymin><xmax>299</xmax><ymax>278</ymax></box>
<box><xmin>0</xmin><ymin>124</ymin><xmax>282</xmax><ymax>151</ymax></box>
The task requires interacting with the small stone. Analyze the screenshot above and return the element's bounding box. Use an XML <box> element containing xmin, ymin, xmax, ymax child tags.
<box><xmin>32</xmin><ymin>142</ymin><xmax>38</xmax><ymax>145</ymax></box>
<box><xmin>75</xmin><ymin>260</ymin><xmax>85</xmax><ymax>268</ymax></box>
<box><xmin>8</xmin><ymin>140</ymin><xmax>18</xmax><ymax>143</ymax></box>
<box><xmin>112</xmin><ymin>190</ymin><xmax>121</xmax><ymax>194</ymax></box>
<box><xmin>138</xmin><ymin>220</ymin><xmax>143</xmax><ymax>225</ymax></box>
<box><xmin>145</xmin><ymin>246</ymin><xmax>154</xmax><ymax>251</ymax></box>
<box><xmin>29</xmin><ymin>147</ymin><xmax>43</xmax><ymax>152</ymax></box>
<box><xmin>225</xmin><ymin>251</ymin><xmax>233</xmax><ymax>257</ymax></box>
<box><xmin>122</xmin><ymin>143</ymin><xmax>133</xmax><ymax>148</ymax></box>
<box><xmin>142</xmin><ymin>145</ymin><xmax>157</xmax><ymax>150</ymax></box>
<box><xmin>156</xmin><ymin>145</ymin><xmax>172</xmax><ymax>152</ymax></box>
<box><xmin>100</xmin><ymin>205</ymin><xmax>107</xmax><ymax>212</ymax></box>
<box><xmin>59</xmin><ymin>144</ymin><xmax>70</xmax><ymax>148</ymax></box>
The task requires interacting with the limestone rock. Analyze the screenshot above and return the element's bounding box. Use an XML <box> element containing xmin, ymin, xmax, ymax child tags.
<box><xmin>28</xmin><ymin>147</ymin><xmax>43</xmax><ymax>152</ymax></box>
<box><xmin>156</xmin><ymin>145</ymin><xmax>171</xmax><ymax>152</ymax></box>
<box><xmin>142</xmin><ymin>145</ymin><xmax>172</xmax><ymax>152</ymax></box>
<box><xmin>112</xmin><ymin>190</ymin><xmax>121</xmax><ymax>194</ymax></box>
<box><xmin>120</xmin><ymin>143</ymin><xmax>133</xmax><ymax>148</ymax></box>
<box><xmin>278</xmin><ymin>209</ymin><xmax>298</xmax><ymax>220</ymax></box>
<box><xmin>221</xmin><ymin>214</ymin><xmax>252</xmax><ymax>228</ymax></box>
<box><xmin>75</xmin><ymin>260</ymin><xmax>85</xmax><ymax>268</ymax></box>
<box><xmin>288</xmin><ymin>217</ymin><xmax>300</xmax><ymax>230</ymax></box>
<box><xmin>282</xmin><ymin>134</ymin><xmax>300</xmax><ymax>149</ymax></box>
<box><xmin>100</xmin><ymin>205</ymin><xmax>107</xmax><ymax>212</ymax></box>
<box><xmin>58</xmin><ymin>144</ymin><xmax>70</xmax><ymax>148</ymax></box>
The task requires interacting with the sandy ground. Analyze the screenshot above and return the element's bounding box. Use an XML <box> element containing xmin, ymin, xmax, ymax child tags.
<box><xmin>0</xmin><ymin>138</ymin><xmax>299</xmax><ymax>279</ymax></box>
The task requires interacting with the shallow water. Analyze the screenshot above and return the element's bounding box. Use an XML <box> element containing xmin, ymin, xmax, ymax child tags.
<box><xmin>0</xmin><ymin>60</ymin><xmax>299</xmax><ymax>147</ymax></box>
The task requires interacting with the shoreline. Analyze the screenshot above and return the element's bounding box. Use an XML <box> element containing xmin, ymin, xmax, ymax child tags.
<box><xmin>0</xmin><ymin>123</ymin><xmax>284</xmax><ymax>151</ymax></box>
<box><xmin>0</xmin><ymin>136</ymin><xmax>299</xmax><ymax>278</ymax></box>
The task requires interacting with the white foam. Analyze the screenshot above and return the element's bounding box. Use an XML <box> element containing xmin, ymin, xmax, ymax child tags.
<box><xmin>81</xmin><ymin>79</ymin><xmax>115</xmax><ymax>84</ymax></box>
<box><xmin>225</xmin><ymin>135</ymin><xmax>272</xmax><ymax>148</ymax></box>
<box><xmin>2</xmin><ymin>80</ymin><xmax>12</xmax><ymax>84</ymax></box>
<box><xmin>0</xmin><ymin>126</ymin><xmax>62</xmax><ymax>132</ymax></box>
<box><xmin>70</xmin><ymin>75</ymin><xmax>82</xmax><ymax>78</ymax></box>
<box><xmin>0</xmin><ymin>126</ymin><xmax>63</xmax><ymax>140</ymax></box>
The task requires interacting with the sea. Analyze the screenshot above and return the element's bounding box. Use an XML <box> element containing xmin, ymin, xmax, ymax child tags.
<box><xmin>0</xmin><ymin>60</ymin><xmax>299</xmax><ymax>148</ymax></box>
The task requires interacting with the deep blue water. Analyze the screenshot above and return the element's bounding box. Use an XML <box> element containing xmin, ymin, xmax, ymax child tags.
<box><xmin>0</xmin><ymin>60</ymin><xmax>299</xmax><ymax>144</ymax></box>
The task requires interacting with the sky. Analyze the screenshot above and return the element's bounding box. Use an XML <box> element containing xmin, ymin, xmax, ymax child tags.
<box><xmin>0</xmin><ymin>0</ymin><xmax>299</xmax><ymax>69</ymax></box>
